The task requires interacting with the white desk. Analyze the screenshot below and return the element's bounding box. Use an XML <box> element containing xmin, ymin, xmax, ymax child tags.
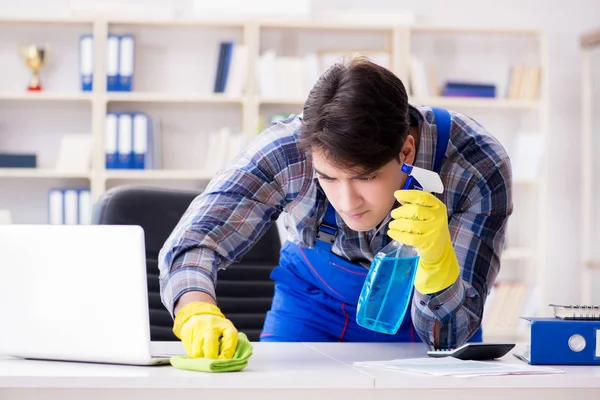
<box><xmin>308</xmin><ymin>342</ymin><xmax>600</xmax><ymax>399</ymax></box>
<box><xmin>1</xmin><ymin>343</ymin><xmax>600</xmax><ymax>400</ymax></box>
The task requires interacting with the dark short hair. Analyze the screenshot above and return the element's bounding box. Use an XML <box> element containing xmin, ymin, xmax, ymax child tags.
<box><xmin>298</xmin><ymin>56</ymin><xmax>410</xmax><ymax>174</ymax></box>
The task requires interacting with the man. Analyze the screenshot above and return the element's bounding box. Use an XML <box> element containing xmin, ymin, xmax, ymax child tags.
<box><xmin>158</xmin><ymin>57</ymin><xmax>513</xmax><ymax>359</ymax></box>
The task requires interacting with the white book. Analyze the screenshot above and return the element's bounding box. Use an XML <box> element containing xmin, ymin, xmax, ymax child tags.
<box><xmin>48</xmin><ymin>190</ymin><xmax>63</xmax><ymax>225</ymax></box>
<box><xmin>117</xmin><ymin>113</ymin><xmax>133</xmax><ymax>169</ymax></box>
<box><xmin>106</xmin><ymin>35</ymin><xmax>120</xmax><ymax>89</ymax></box>
<box><xmin>63</xmin><ymin>190</ymin><xmax>79</xmax><ymax>226</ymax></box>
<box><xmin>78</xmin><ymin>190</ymin><xmax>91</xmax><ymax>225</ymax></box>
<box><xmin>133</xmin><ymin>113</ymin><xmax>148</xmax><ymax>169</ymax></box>
<box><xmin>225</xmin><ymin>44</ymin><xmax>249</xmax><ymax>96</ymax></box>
<box><xmin>79</xmin><ymin>35</ymin><xmax>93</xmax><ymax>90</ymax></box>
<box><xmin>105</xmin><ymin>113</ymin><xmax>118</xmax><ymax>169</ymax></box>
<box><xmin>257</xmin><ymin>50</ymin><xmax>277</xmax><ymax>97</ymax></box>
<box><xmin>118</xmin><ymin>35</ymin><xmax>135</xmax><ymax>90</ymax></box>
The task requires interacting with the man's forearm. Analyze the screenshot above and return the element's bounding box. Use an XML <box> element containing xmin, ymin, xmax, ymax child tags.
<box><xmin>174</xmin><ymin>291</ymin><xmax>216</xmax><ymax>316</ymax></box>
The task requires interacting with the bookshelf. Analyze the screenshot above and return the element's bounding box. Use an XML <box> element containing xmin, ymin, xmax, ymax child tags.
<box><xmin>580</xmin><ymin>28</ymin><xmax>600</xmax><ymax>305</ymax></box>
<box><xmin>0</xmin><ymin>16</ymin><xmax>549</xmax><ymax>341</ymax></box>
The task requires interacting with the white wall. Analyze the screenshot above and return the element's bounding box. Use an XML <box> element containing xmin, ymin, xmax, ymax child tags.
<box><xmin>1</xmin><ymin>0</ymin><xmax>599</xmax><ymax>305</ymax></box>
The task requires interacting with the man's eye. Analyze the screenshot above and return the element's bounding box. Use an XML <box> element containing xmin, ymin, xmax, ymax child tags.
<box><xmin>361</xmin><ymin>176</ymin><xmax>376</xmax><ymax>182</ymax></box>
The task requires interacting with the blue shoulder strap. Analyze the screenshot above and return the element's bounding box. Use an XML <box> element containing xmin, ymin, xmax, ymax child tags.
<box><xmin>316</xmin><ymin>107</ymin><xmax>452</xmax><ymax>248</ymax></box>
<box><xmin>430</xmin><ymin>106</ymin><xmax>451</xmax><ymax>173</ymax></box>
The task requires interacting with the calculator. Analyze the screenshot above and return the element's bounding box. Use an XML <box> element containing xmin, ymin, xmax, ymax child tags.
<box><xmin>427</xmin><ymin>343</ymin><xmax>515</xmax><ymax>360</ymax></box>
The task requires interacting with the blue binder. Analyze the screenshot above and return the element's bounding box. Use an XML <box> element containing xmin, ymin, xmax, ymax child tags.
<box><xmin>517</xmin><ymin>317</ymin><xmax>600</xmax><ymax>365</ymax></box>
<box><xmin>116</xmin><ymin>112</ymin><xmax>134</xmax><ymax>169</ymax></box>
<box><xmin>79</xmin><ymin>34</ymin><xmax>93</xmax><ymax>92</ymax></box>
<box><xmin>118</xmin><ymin>34</ymin><xmax>134</xmax><ymax>91</ymax></box>
<box><xmin>106</xmin><ymin>34</ymin><xmax>120</xmax><ymax>91</ymax></box>
<box><xmin>105</xmin><ymin>113</ymin><xmax>118</xmax><ymax>169</ymax></box>
<box><xmin>132</xmin><ymin>112</ymin><xmax>149</xmax><ymax>169</ymax></box>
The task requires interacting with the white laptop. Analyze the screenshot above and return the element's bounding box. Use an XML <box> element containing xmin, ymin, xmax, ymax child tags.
<box><xmin>0</xmin><ymin>224</ymin><xmax>185</xmax><ymax>365</ymax></box>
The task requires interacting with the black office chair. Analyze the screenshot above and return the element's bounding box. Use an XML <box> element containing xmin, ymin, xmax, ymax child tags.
<box><xmin>91</xmin><ymin>185</ymin><xmax>281</xmax><ymax>342</ymax></box>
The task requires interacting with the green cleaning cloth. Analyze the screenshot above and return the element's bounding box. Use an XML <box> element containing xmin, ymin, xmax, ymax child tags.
<box><xmin>170</xmin><ymin>332</ymin><xmax>253</xmax><ymax>373</ymax></box>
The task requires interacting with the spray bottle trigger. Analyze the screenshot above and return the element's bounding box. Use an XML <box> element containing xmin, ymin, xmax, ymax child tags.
<box><xmin>402</xmin><ymin>175</ymin><xmax>423</xmax><ymax>191</ymax></box>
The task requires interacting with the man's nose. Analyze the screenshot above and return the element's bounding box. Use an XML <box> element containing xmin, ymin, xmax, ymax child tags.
<box><xmin>339</xmin><ymin>183</ymin><xmax>363</xmax><ymax>212</ymax></box>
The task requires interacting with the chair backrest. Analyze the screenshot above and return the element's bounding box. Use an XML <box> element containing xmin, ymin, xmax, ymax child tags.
<box><xmin>92</xmin><ymin>185</ymin><xmax>280</xmax><ymax>341</ymax></box>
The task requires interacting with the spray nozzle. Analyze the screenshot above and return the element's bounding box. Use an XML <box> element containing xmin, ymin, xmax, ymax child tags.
<box><xmin>401</xmin><ymin>164</ymin><xmax>444</xmax><ymax>194</ymax></box>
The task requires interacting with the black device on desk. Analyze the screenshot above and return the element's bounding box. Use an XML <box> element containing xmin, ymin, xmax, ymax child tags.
<box><xmin>427</xmin><ymin>343</ymin><xmax>515</xmax><ymax>361</ymax></box>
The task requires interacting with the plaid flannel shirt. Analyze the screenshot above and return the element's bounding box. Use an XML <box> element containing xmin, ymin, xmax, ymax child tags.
<box><xmin>158</xmin><ymin>104</ymin><xmax>513</xmax><ymax>349</ymax></box>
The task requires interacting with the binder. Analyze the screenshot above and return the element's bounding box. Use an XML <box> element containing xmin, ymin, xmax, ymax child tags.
<box><xmin>79</xmin><ymin>34</ymin><xmax>94</xmax><ymax>92</ymax></box>
<box><xmin>106</xmin><ymin>34</ymin><xmax>120</xmax><ymax>91</ymax></box>
<box><xmin>63</xmin><ymin>189</ymin><xmax>79</xmax><ymax>225</ymax></box>
<box><xmin>48</xmin><ymin>189</ymin><xmax>64</xmax><ymax>225</ymax></box>
<box><xmin>213</xmin><ymin>42</ymin><xmax>228</xmax><ymax>93</ymax></box>
<box><xmin>105</xmin><ymin>113</ymin><xmax>118</xmax><ymax>169</ymax></box>
<box><xmin>117</xmin><ymin>113</ymin><xmax>134</xmax><ymax>169</ymax></box>
<box><xmin>118</xmin><ymin>35</ymin><xmax>134</xmax><ymax>91</ymax></box>
<box><xmin>220</xmin><ymin>42</ymin><xmax>234</xmax><ymax>92</ymax></box>
<box><xmin>132</xmin><ymin>113</ymin><xmax>149</xmax><ymax>169</ymax></box>
<box><xmin>517</xmin><ymin>317</ymin><xmax>600</xmax><ymax>365</ymax></box>
<box><xmin>78</xmin><ymin>189</ymin><xmax>91</xmax><ymax>225</ymax></box>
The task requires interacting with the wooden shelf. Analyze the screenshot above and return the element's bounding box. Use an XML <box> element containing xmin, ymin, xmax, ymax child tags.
<box><xmin>411</xmin><ymin>25</ymin><xmax>541</xmax><ymax>36</ymax></box>
<box><xmin>0</xmin><ymin>16</ymin><xmax>93</xmax><ymax>25</ymax></box>
<box><xmin>0</xmin><ymin>92</ymin><xmax>93</xmax><ymax>102</ymax></box>
<box><xmin>105</xmin><ymin>92</ymin><xmax>244</xmax><ymax>104</ymax></box>
<box><xmin>258</xmin><ymin>19</ymin><xmax>396</xmax><ymax>31</ymax></box>
<box><xmin>103</xmin><ymin>170</ymin><xmax>215</xmax><ymax>181</ymax></box>
<box><xmin>411</xmin><ymin>96</ymin><xmax>540</xmax><ymax>110</ymax></box>
<box><xmin>0</xmin><ymin>169</ymin><xmax>90</xmax><ymax>179</ymax></box>
<box><xmin>260</xmin><ymin>96</ymin><xmax>540</xmax><ymax>110</ymax></box>
<box><xmin>258</xmin><ymin>97</ymin><xmax>306</xmax><ymax>106</ymax></box>
<box><xmin>107</xmin><ymin>18</ymin><xmax>246</xmax><ymax>28</ymax></box>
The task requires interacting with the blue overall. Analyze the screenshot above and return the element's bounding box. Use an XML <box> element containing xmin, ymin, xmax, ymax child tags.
<box><xmin>260</xmin><ymin>107</ymin><xmax>483</xmax><ymax>343</ymax></box>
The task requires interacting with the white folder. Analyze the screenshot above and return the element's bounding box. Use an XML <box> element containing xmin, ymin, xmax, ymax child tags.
<box><xmin>133</xmin><ymin>113</ymin><xmax>148</xmax><ymax>169</ymax></box>
<box><xmin>106</xmin><ymin>35</ymin><xmax>120</xmax><ymax>91</ymax></box>
<box><xmin>117</xmin><ymin>113</ymin><xmax>133</xmax><ymax>169</ymax></box>
<box><xmin>79</xmin><ymin>35</ymin><xmax>94</xmax><ymax>91</ymax></box>
<box><xmin>118</xmin><ymin>35</ymin><xmax>135</xmax><ymax>91</ymax></box>
<box><xmin>48</xmin><ymin>189</ymin><xmax>64</xmax><ymax>225</ymax></box>
<box><xmin>63</xmin><ymin>190</ymin><xmax>79</xmax><ymax>225</ymax></box>
<box><xmin>105</xmin><ymin>113</ymin><xmax>118</xmax><ymax>169</ymax></box>
<box><xmin>78</xmin><ymin>190</ymin><xmax>91</xmax><ymax>225</ymax></box>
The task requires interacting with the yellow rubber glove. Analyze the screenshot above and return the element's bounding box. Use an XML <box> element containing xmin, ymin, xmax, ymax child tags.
<box><xmin>173</xmin><ymin>301</ymin><xmax>238</xmax><ymax>360</ymax></box>
<box><xmin>387</xmin><ymin>190</ymin><xmax>460</xmax><ymax>295</ymax></box>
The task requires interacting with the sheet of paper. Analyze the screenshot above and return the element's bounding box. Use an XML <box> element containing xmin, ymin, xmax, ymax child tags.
<box><xmin>353</xmin><ymin>358</ymin><xmax>564</xmax><ymax>377</ymax></box>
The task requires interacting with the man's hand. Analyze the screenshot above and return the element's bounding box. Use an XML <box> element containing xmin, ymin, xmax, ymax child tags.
<box><xmin>173</xmin><ymin>301</ymin><xmax>238</xmax><ymax>359</ymax></box>
<box><xmin>388</xmin><ymin>190</ymin><xmax>460</xmax><ymax>295</ymax></box>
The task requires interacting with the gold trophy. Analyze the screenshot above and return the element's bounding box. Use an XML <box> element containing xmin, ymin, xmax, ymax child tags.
<box><xmin>21</xmin><ymin>45</ymin><xmax>47</xmax><ymax>91</ymax></box>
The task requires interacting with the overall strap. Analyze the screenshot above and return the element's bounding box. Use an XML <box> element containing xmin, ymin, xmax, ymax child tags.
<box><xmin>430</xmin><ymin>106</ymin><xmax>451</xmax><ymax>173</ymax></box>
<box><xmin>316</xmin><ymin>200</ymin><xmax>338</xmax><ymax>248</ymax></box>
<box><xmin>316</xmin><ymin>107</ymin><xmax>452</xmax><ymax>249</ymax></box>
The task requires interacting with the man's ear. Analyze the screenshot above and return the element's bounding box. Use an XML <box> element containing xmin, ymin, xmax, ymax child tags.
<box><xmin>399</xmin><ymin>135</ymin><xmax>416</xmax><ymax>165</ymax></box>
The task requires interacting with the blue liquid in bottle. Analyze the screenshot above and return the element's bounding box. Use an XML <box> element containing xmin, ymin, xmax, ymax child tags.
<box><xmin>356</xmin><ymin>242</ymin><xmax>420</xmax><ymax>335</ymax></box>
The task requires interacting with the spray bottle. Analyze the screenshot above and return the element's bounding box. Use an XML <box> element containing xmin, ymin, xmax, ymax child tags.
<box><xmin>356</xmin><ymin>163</ymin><xmax>444</xmax><ymax>335</ymax></box>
